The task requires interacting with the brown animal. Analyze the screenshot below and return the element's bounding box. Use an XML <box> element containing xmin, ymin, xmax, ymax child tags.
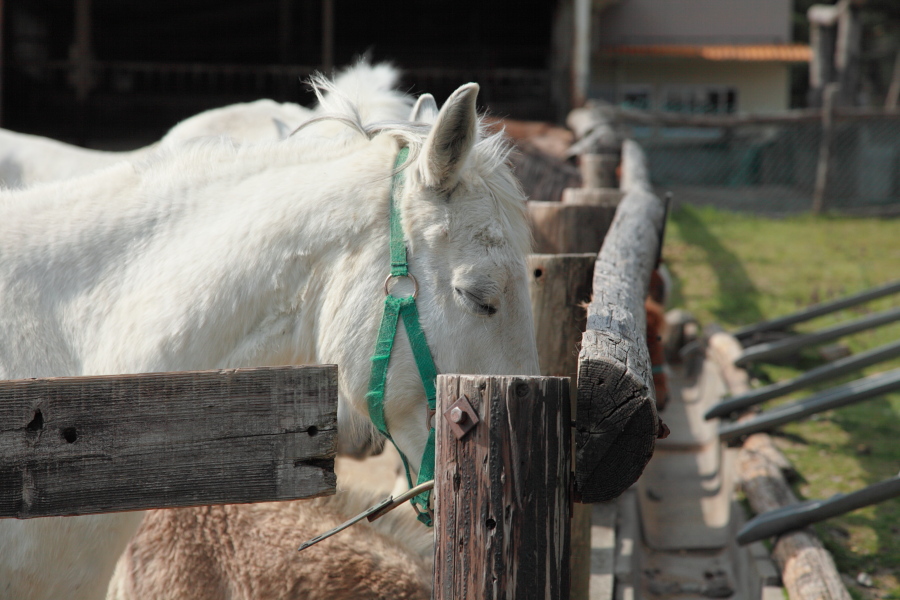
<box><xmin>107</xmin><ymin>450</ymin><xmax>432</xmax><ymax>600</ymax></box>
<box><xmin>484</xmin><ymin>117</ymin><xmax>575</xmax><ymax>159</ymax></box>
<box><xmin>646</xmin><ymin>269</ymin><xmax>669</xmax><ymax>410</ymax></box>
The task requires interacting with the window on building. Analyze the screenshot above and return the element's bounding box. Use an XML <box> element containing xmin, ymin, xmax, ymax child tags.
<box><xmin>661</xmin><ymin>86</ymin><xmax>739</xmax><ymax>114</ymax></box>
<box><xmin>619</xmin><ymin>85</ymin><xmax>653</xmax><ymax>110</ymax></box>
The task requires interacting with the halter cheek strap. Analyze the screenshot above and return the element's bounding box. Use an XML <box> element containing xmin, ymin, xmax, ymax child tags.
<box><xmin>365</xmin><ymin>146</ymin><xmax>437</xmax><ymax>526</ymax></box>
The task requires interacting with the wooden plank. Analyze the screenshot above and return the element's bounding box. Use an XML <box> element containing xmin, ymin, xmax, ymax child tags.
<box><xmin>575</xmin><ymin>142</ymin><xmax>663</xmax><ymax>502</ymax></box>
<box><xmin>589</xmin><ymin>502</ymin><xmax>617</xmax><ymax>600</ymax></box>
<box><xmin>434</xmin><ymin>374</ymin><xmax>571</xmax><ymax>600</ymax></box>
<box><xmin>637</xmin><ymin>441</ymin><xmax>733</xmax><ymax>550</ymax></box>
<box><xmin>527</xmin><ymin>201</ymin><xmax>618</xmax><ymax>254</ymax></box>
<box><xmin>0</xmin><ymin>366</ymin><xmax>337</xmax><ymax>518</ymax></box>
<box><xmin>528</xmin><ymin>253</ymin><xmax>596</xmax><ymax>381</ymax></box>
<box><xmin>528</xmin><ymin>253</ymin><xmax>595</xmax><ymax>600</ymax></box>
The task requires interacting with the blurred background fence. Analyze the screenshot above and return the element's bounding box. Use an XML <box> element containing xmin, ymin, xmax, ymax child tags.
<box><xmin>611</xmin><ymin>107</ymin><xmax>900</xmax><ymax>215</ymax></box>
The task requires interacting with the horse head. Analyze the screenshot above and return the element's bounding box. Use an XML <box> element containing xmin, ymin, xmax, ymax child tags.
<box><xmin>319</xmin><ymin>83</ymin><xmax>540</xmax><ymax>475</ymax></box>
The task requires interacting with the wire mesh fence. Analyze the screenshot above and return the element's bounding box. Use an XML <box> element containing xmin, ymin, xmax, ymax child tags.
<box><xmin>620</xmin><ymin>111</ymin><xmax>900</xmax><ymax>214</ymax></box>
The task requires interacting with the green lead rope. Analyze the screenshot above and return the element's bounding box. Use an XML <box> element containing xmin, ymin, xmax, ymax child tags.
<box><xmin>365</xmin><ymin>146</ymin><xmax>437</xmax><ymax>527</ymax></box>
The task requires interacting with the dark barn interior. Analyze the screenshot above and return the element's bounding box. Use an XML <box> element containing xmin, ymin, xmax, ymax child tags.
<box><xmin>3</xmin><ymin>0</ymin><xmax>566</xmax><ymax>147</ymax></box>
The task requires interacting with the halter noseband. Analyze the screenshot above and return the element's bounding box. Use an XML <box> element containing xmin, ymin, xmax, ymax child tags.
<box><xmin>365</xmin><ymin>146</ymin><xmax>437</xmax><ymax>526</ymax></box>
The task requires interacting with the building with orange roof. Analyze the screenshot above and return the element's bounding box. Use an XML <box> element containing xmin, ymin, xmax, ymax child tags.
<box><xmin>588</xmin><ymin>0</ymin><xmax>811</xmax><ymax>113</ymax></box>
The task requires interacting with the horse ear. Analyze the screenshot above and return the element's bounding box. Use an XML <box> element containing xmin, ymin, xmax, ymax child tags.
<box><xmin>419</xmin><ymin>83</ymin><xmax>479</xmax><ymax>191</ymax></box>
<box><xmin>410</xmin><ymin>93</ymin><xmax>439</xmax><ymax>123</ymax></box>
<box><xmin>272</xmin><ymin>118</ymin><xmax>293</xmax><ymax>140</ymax></box>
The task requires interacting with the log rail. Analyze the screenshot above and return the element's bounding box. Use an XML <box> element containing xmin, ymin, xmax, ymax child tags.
<box><xmin>574</xmin><ymin>140</ymin><xmax>664</xmax><ymax>502</ymax></box>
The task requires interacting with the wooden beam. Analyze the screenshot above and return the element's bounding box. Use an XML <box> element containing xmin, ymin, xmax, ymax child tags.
<box><xmin>812</xmin><ymin>84</ymin><xmax>838</xmax><ymax>213</ymax></box>
<box><xmin>0</xmin><ymin>366</ymin><xmax>337</xmax><ymax>519</ymax></box>
<box><xmin>527</xmin><ymin>201</ymin><xmax>618</xmax><ymax>254</ymax></box>
<box><xmin>528</xmin><ymin>253</ymin><xmax>596</xmax><ymax>600</ymax></box>
<box><xmin>434</xmin><ymin>374</ymin><xmax>571</xmax><ymax>600</ymax></box>
<box><xmin>575</xmin><ymin>141</ymin><xmax>663</xmax><ymax>503</ymax></box>
<box><xmin>572</xmin><ymin>0</ymin><xmax>591</xmax><ymax>107</ymax></box>
<box><xmin>321</xmin><ymin>0</ymin><xmax>334</xmax><ymax>73</ymax></box>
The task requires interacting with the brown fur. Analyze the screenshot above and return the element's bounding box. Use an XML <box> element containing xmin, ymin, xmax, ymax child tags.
<box><xmin>646</xmin><ymin>270</ymin><xmax>669</xmax><ymax>410</ymax></box>
<box><xmin>108</xmin><ymin>452</ymin><xmax>432</xmax><ymax>600</ymax></box>
<box><xmin>484</xmin><ymin>117</ymin><xmax>575</xmax><ymax>159</ymax></box>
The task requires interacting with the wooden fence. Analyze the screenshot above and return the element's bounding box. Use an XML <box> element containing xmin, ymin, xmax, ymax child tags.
<box><xmin>0</xmin><ymin>136</ymin><xmax>666</xmax><ymax>598</ymax></box>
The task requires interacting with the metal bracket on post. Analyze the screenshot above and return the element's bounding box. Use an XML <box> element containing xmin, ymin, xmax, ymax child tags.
<box><xmin>443</xmin><ymin>395</ymin><xmax>479</xmax><ymax>440</ymax></box>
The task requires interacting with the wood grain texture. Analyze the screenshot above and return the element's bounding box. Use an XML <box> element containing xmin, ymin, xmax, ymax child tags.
<box><xmin>0</xmin><ymin>366</ymin><xmax>337</xmax><ymax>518</ymax></box>
<box><xmin>738</xmin><ymin>434</ymin><xmax>851</xmax><ymax>600</ymax></box>
<box><xmin>527</xmin><ymin>253</ymin><xmax>595</xmax><ymax>600</ymax></box>
<box><xmin>711</xmin><ymin>330</ymin><xmax>848</xmax><ymax>600</ymax></box>
<box><xmin>434</xmin><ymin>375</ymin><xmax>571</xmax><ymax>600</ymax></box>
<box><xmin>575</xmin><ymin>144</ymin><xmax>663</xmax><ymax>502</ymax></box>
<box><xmin>560</xmin><ymin>188</ymin><xmax>624</xmax><ymax>206</ymax></box>
<box><xmin>528</xmin><ymin>253</ymin><xmax>596</xmax><ymax>381</ymax></box>
<box><xmin>527</xmin><ymin>201</ymin><xmax>618</xmax><ymax>254</ymax></box>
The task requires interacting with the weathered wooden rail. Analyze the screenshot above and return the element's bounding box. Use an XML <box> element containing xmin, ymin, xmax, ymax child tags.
<box><xmin>0</xmin><ymin>134</ymin><xmax>668</xmax><ymax>599</ymax></box>
<box><xmin>708</xmin><ymin>333</ymin><xmax>851</xmax><ymax>600</ymax></box>
<box><xmin>0</xmin><ymin>366</ymin><xmax>338</xmax><ymax>518</ymax></box>
<box><xmin>575</xmin><ymin>140</ymin><xmax>664</xmax><ymax>502</ymax></box>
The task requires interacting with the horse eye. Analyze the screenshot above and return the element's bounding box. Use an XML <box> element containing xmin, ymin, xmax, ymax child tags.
<box><xmin>454</xmin><ymin>287</ymin><xmax>498</xmax><ymax>316</ymax></box>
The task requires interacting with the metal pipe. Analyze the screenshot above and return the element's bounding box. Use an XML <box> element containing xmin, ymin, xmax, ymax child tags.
<box><xmin>734</xmin><ymin>306</ymin><xmax>900</xmax><ymax>367</ymax></box>
<box><xmin>733</xmin><ymin>279</ymin><xmax>900</xmax><ymax>341</ymax></box>
<box><xmin>706</xmin><ymin>339</ymin><xmax>900</xmax><ymax>420</ymax></box>
<box><xmin>718</xmin><ymin>368</ymin><xmax>900</xmax><ymax>441</ymax></box>
<box><xmin>737</xmin><ymin>475</ymin><xmax>900</xmax><ymax>544</ymax></box>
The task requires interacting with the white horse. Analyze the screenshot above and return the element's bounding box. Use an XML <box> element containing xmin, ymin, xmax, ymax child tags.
<box><xmin>0</xmin><ymin>60</ymin><xmax>408</xmax><ymax>189</ymax></box>
<box><xmin>0</xmin><ymin>75</ymin><xmax>539</xmax><ymax>600</ymax></box>
<box><xmin>0</xmin><ymin>128</ymin><xmax>154</xmax><ymax>188</ymax></box>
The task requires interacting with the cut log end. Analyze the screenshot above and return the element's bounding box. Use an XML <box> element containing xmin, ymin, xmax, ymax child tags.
<box><xmin>575</xmin><ymin>389</ymin><xmax>658</xmax><ymax>503</ymax></box>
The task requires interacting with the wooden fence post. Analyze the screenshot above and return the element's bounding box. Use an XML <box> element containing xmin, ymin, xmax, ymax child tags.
<box><xmin>812</xmin><ymin>83</ymin><xmax>839</xmax><ymax>213</ymax></box>
<box><xmin>527</xmin><ymin>201</ymin><xmax>619</xmax><ymax>254</ymax></box>
<box><xmin>528</xmin><ymin>253</ymin><xmax>595</xmax><ymax>600</ymax></box>
<box><xmin>434</xmin><ymin>374</ymin><xmax>571</xmax><ymax>600</ymax></box>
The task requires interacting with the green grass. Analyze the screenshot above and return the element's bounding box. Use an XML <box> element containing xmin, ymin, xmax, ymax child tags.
<box><xmin>665</xmin><ymin>205</ymin><xmax>900</xmax><ymax>599</ymax></box>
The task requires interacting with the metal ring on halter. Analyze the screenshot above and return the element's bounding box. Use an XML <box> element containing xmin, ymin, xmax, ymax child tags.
<box><xmin>383</xmin><ymin>272</ymin><xmax>419</xmax><ymax>299</ymax></box>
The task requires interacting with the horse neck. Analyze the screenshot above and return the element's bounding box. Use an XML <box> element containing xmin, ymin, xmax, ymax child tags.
<box><xmin>0</xmin><ymin>135</ymin><xmax>397</xmax><ymax>378</ymax></box>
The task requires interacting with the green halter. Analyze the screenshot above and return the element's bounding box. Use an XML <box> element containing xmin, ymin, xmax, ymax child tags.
<box><xmin>365</xmin><ymin>146</ymin><xmax>437</xmax><ymax>527</ymax></box>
